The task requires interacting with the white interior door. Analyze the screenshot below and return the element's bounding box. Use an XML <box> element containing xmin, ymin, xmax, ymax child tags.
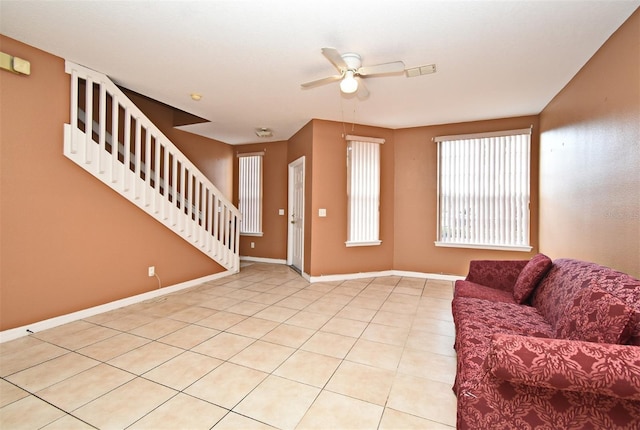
<box><xmin>288</xmin><ymin>156</ymin><xmax>305</xmax><ymax>272</ymax></box>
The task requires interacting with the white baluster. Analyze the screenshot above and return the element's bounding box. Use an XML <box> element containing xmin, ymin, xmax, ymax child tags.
<box><xmin>207</xmin><ymin>190</ymin><xmax>214</xmax><ymax>253</ymax></box>
<box><xmin>134</xmin><ymin>121</ymin><xmax>142</xmax><ymax>201</ymax></box>
<box><xmin>163</xmin><ymin>143</ymin><xmax>170</xmax><ymax>220</ymax></box>
<box><xmin>70</xmin><ymin>69</ymin><xmax>78</xmax><ymax>154</ymax></box>
<box><xmin>110</xmin><ymin>94</ymin><xmax>119</xmax><ymax>183</ymax></box>
<box><xmin>213</xmin><ymin>196</ymin><xmax>220</xmax><ymax>257</ymax></box>
<box><xmin>178</xmin><ymin>163</ymin><xmax>184</xmax><ymax>233</ymax></box>
<box><xmin>84</xmin><ymin>76</ymin><xmax>93</xmax><ymax>165</ymax></box>
<box><xmin>122</xmin><ymin>108</ymin><xmax>131</xmax><ymax>193</ymax></box>
<box><xmin>199</xmin><ymin>183</ymin><xmax>206</xmax><ymax>247</ymax></box>
<box><xmin>144</xmin><ymin>131</ymin><xmax>151</xmax><ymax>206</ymax></box>
<box><xmin>98</xmin><ymin>84</ymin><xmax>106</xmax><ymax>174</ymax></box>
<box><xmin>154</xmin><ymin>139</ymin><xmax>161</xmax><ymax>214</ymax></box>
<box><xmin>171</xmin><ymin>154</ymin><xmax>178</xmax><ymax>227</ymax></box>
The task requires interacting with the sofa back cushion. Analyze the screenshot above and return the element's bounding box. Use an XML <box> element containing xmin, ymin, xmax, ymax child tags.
<box><xmin>597</xmin><ymin>270</ymin><xmax>640</xmax><ymax>346</ymax></box>
<box><xmin>555</xmin><ymin>286</ymin><xmax>633</xmax><ymax>344</ymax></box>
<box><xmin>512</xmin><ymin>253</ymin><xmax>552</xmax><ymax>304</ymax></box>
<box><xmin>531</xmin><ymin>259</ymin><xmax>640</xmax><ymax>345</ymax></box>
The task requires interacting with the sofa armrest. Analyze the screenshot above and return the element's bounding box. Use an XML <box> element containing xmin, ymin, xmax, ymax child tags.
<box><xmin>485</xmin><ymin>333</ymin><xmax>640</xmax><ymax>401</ymax></box>
<box><xmin>465</xmin><ymin>259</ymin><xmax>529</xmax><ymax>292</ymax></box>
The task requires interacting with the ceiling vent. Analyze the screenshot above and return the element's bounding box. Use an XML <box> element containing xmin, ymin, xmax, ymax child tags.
<box><xmin>255</xmin><ymin>128</ymin><xmax>273</xmax><ymax>138</ymax></box>
<box><xmin>405</xmin><ymin>64</ymin><xmax>437</xmax><ymax>78</ymax></box>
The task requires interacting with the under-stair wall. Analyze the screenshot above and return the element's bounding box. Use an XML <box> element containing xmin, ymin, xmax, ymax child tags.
<box><xmin>63</xmin><ymin>61</ymin><xmax>241</xmax><ymax>272</ymax></box>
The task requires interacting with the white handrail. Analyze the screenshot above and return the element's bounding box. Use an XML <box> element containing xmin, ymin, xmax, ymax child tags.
<box><xmin>63</xmin><ymin>61</ymin><xmax>241</xmax><ymax>272</ymax></box>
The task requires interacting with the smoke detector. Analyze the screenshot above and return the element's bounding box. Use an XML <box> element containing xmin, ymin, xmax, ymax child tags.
<box><xmin>255</xmin><ymin>127</ymin><xmax>273</xmax><ymax>138</ymax></box>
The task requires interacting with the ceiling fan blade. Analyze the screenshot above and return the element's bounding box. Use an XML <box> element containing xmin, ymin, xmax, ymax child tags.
<box><xmin>301</xmin><ymin>74</ymin><xmax>342</xmax><ymax>89</ymax></box>
<box><xmin>321</xmin><ymin>47</ymin><xmax>348</xmax><ymax>71</ymax></box>
<box><xmin>358</xmin><ymin>61</ymin><xmax>406</xmax><ymax>76</ymax></box>
<box><xmin>356</xmin><ymin>79</ymin><xmax>370</xmax><ymax>100</ymax></box>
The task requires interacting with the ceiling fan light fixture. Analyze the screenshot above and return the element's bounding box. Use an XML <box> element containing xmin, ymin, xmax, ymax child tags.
<box><xmin>339</xmin><ymin>71</ymin><xmax>358</xmax><ymax>94</ymax></box>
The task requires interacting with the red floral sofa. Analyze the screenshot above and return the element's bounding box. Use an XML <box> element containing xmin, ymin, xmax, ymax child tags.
<box><xmin>452</xmin><ymin>256</ymin><xmax>640</xmax><ymax>429</ymax></box>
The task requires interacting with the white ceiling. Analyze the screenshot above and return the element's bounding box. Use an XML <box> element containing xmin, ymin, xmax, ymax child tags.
<box><xmin>1</xmin><ymin>1</ymin><xmax>638</xmax><ymax>145</ymax></box>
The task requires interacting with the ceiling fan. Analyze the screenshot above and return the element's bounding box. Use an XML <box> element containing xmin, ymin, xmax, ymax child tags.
<box><xmin>301</xmin><ymin>48</ymin><xmax>407</xmax><ymax>98</ymax></box>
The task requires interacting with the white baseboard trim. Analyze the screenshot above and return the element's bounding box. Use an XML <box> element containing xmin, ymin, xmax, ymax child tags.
<box><xmin>240</xmin><ymin>256</ymin><xmax>288</xmax><ymax>265</ymax></box>
<box><xmin>308</xmin><ymin>270</ymin><xmax>395</xmax><ymax>283</ymax></box>
<box><xmin>1</xmin><ymin>264</ymin><xmax>462</xmax><ymax>344</ymax></box>
<box><xmin>238</xmin><ymin>259</ymin><xmax>464</xmax><ymax>284</ymax></box>
<box><xmin>308</xmin><ymin>270</ymin><xmax>464</xmax><ymax>283</ymax></box>
<box><xmin>300</xmin><ymin>271</ymin><xmax>311</xmax><ymax>282</ymax></box>
<box><xmin>238</xmin><ymin>259</ymin><xmax>464</xmax><ymax>283</ymax></box>
<box><xmin>392</xmin><ymin>270</ymin><xmax>464</xmax><ymax>282</ymax></box>
<box><xmin>0</xmin><ymin>270</ymin><xmax>233</xmax><ymax>344</ymax></box>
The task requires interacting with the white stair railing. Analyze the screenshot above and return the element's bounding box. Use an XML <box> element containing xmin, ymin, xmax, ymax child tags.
<box><xmin>63</xmin><ymin>61</ymin><xmax>241</xmax><ymax>273</ymax></box>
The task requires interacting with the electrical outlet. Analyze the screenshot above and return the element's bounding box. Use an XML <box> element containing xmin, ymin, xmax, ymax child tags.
<box><xmin>148</xmin><ymin>266</ymin><xmax>155</xmax><ymax>277</ymax></box>
<box><xmin>250</xmin><ymin>242</ymin><xmax>255</xmax><ymax>249</ymax></box>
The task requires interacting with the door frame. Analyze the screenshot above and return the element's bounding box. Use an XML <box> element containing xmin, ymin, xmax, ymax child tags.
<box><xmin>287</xmin><ymin>156</ymin><xmax>305</xmax><ymax>273</ymax></box>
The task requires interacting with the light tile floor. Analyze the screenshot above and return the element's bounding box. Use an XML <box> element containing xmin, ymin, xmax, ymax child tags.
<box><xmin>0</xmin><ymin>263</ymin><xmax>457</xmax><ymax>429</ymax></box>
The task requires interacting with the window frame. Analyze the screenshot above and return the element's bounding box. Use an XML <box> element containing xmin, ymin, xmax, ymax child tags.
<box><xmin>434</xmin><ymin>128</ymin><xmax>533</xmax><ymax>252</ymax></box>
<box><xmin>237</xmin><ymin>152</ymin><xmax>264</xmax><ymax>237</ymax></box>
<box><xmin>345</xmin><ymin>135</ymin><xmax>384</xmax><ymax>247</ymax></box>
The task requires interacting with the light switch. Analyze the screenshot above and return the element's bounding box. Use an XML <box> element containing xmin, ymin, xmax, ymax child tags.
<box><xmin>318</xmin><ymin>208</ymin><xmax>327</xmax><ymax>217</ymax></box>
<box><xmin>278</xmin><ymin>209</ymin><xmax>285</xmax><ymax>215</ymax></box>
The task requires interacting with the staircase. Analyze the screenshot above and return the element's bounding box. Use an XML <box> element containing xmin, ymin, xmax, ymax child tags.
<box><xmin>63</xmin><ymin>61</ymin><xmax>241</xmax><ymax>272</ymax></box>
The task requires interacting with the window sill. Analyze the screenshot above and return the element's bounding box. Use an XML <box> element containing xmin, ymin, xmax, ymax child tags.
<box><xmin>435</xmin><ymin>241</ymin><xmax>532</xmax><ymax>252</ymax></box>
<box><xmin>345</xmin><ymin>240</ymin><xmax>382</xmax><ymax>247</ymax></box>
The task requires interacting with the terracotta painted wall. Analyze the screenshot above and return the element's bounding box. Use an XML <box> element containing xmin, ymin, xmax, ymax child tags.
<box><xmin>394</xmin><ymin>116</ymin><xmax>541</xmax><ymax>276</ymax></box>
<box><xmin>309</xmin><ymin>120</ymin><xmax>395</xmax><ymax>277</ymax></box>
<box><xmin>539</xmin><ymin>9</ymin><xmax>639</xmax><ymax>278</ymax></box>
<box><xmin>233</xmin><ymin>140</ymin><xmax>289</xmax><ymax>260</ymax></box>
<box><xmin>0</xmin><ymin>36</ymin><xmax>228</xmax><ymax>331</ymax></box>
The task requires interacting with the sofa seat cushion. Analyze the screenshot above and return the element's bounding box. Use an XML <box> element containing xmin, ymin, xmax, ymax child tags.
<box><xmin>452</xmin><ymin>297</ymin><xmax>554</xmax><ymax>339</ymax></box>
<box><xmin>555</xmin><ymin>286</ymin><xmax>633</xmax><ymax>344</ymax></box>
<box><xmin>454</xmin><ymin>280</ymin><xmax>517</xmax><ymax>304</ymax></box>
<box><xmin>512</xmin><ymin>253</ymin><xmax>552</xmax><ymax>303</ymax></box>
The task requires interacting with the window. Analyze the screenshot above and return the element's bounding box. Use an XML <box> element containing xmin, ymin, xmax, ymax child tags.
<box><xmin>435</xmin><ymin>128</ymin><xmax>532</xmax><ymax>251</ymax></box>
<box><xmin>346</xmin><ymin>135</ymin><xmax>384</xmax><ymax>247</ymax></box>
<box><xmin>238</xmin><ymin>153</ymin><xmax>263</xmax><ymax>236</ymax></box>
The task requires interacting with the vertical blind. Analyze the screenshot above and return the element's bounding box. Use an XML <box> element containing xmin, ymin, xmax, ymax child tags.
<box><xmin>346</xmin><ymin>135</ymin><xmax>383</xmax><ymax>246</ymax></box>
<box><xmin>435</xmin><ymin>129</ymin><xmax>532</xmax><ymax>251</ymax></box>
<box><xmin>238</xmin><ymin>153</ymin><xmax>263</xmax><ymax>235</ymax></box>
